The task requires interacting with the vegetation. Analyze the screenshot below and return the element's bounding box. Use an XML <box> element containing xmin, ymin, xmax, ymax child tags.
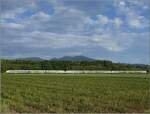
<box><xmin>1</xmin><ymin>59</ymin><xmax>149</xmax><ymax>73</ymax></box>
<box><xmin>1</xmin><ymin>73</ymin><xmax>149</xmax><ymax>113</ymax></box>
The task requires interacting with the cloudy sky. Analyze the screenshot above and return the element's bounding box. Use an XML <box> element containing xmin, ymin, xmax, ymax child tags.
<box><xmin>1</xmin><ymin>0</ymin><xmax>150</xmax><ymax>64</ymax></box>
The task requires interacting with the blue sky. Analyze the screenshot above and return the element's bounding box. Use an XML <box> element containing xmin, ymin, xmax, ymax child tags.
<box><xmin>1</xmin><ymin>0</ymin><xmax>150</xmax><ymax>64</ymax></box>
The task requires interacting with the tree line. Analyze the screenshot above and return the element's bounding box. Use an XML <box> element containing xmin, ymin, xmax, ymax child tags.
<box><xmin>1</xmin><ymin>59</ymin><xmax>149</xmax><ymax>73</ymax></box>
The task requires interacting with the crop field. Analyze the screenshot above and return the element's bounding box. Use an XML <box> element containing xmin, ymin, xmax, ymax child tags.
<box><xmin>1</xmin><ymin>73</ymin><xmax>150</xmax><ymax>113</ymax></box>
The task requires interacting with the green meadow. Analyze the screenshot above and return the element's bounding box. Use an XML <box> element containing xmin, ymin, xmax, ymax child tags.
<box><xmin>1</xmin><ymin>73</ymin><xmax>149</xmax><ymax>113</ymax></box>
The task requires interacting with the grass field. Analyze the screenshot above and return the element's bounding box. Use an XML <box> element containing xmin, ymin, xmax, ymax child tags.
<box><xmin>1</xmin><ymin>73</ymin><xmax>149</xmax><ymax>113</ymax></box>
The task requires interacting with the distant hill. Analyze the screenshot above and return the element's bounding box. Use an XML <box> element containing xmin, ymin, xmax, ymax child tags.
<box><xmin>15</xmin><ymin>56</ymin><xmax>95</xmax><ymax>61</ymax></box>
<box><xmin>16</xmin><ymin>57</ymin><xmax>43</xmax><ymax>61</ymax></box>
<box><xmin>51</xmin><ymin>56</ymin><xmax>95</xmax><ymax>61</ymax></box>
<box><xmin>132</xmin><ymin>64</ymin><xmax>149</xmax><ymax>70</ymax></box>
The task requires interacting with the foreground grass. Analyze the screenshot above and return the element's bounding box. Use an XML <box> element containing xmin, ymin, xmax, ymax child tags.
<box><xmin>1</xmin><ymin>73</ymin><xmax>149</xmax><ymax>113</ymax></box>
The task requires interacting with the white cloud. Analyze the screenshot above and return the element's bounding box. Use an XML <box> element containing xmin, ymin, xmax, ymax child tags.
<box><xmin>97</xmin><ymin>14</ymin><xmax>109</xmax><ymax>25</ymax></box>
<box><xmin>1</xmin><ymin>23</ymin><xmax>25</xmax><ymax>29</ymax></box>
<box><xmin>1</xmin><ymin>8</ymin><xmax>26</xmax><ymax>19</ymax></box>
<box><xmin>128</xmin><ymin>0</ymin><xmax>150</xmax><ymax>9</ymax></box>
<box><xmin>114</xmin><ymin>0</ymin><xmax>149</xmax><ymax>29</ymax></box>
<box><xmin>1</xmin><ymin>0</ymin><xmax>36</xmax><ymax>19</ymax></box>
<box><xmin>12</xmin><ymin>31</ymin><xmax>88</xmax><ymax>48</ymax></box>
<box><xmin>3</xmin><ymin>28</ymin><xmax>144</xmax><ymax>52</ymax></box>
<box><xmin>31</xmin><ymin>11</ymin><xmax>50</xmax><ymax>22</ymax></box>
<box><xmin>92</xmin><ymin>36</ymin><xmax>122</xmax><ymax>52</ymax></box>
<box><xmin>119</xmin><ymin>1</ymin><xmax>126</xmax><ymax>6</ymax></box>
<box><xmin>113</xmin><ymin>18</ymin><xmax>123</xmax><ymax>28</ymax></box>
<box><xmin>95</xmin><ymin>15</ymin><xmax>123</xmax><ymax>29</ymax></box>
<box><xmin>128</xmin><ymin>19</ymin><xmax>141</xmax><ymax>28</ymax></box>
<box><xmin>127</xmin><ymin>12</ymin><xmax>148</xmax><ymax>28</ymax></box>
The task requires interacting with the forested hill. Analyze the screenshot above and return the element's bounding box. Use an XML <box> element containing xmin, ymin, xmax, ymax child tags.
<box><xmin>1</xmin><ymin>59</ymin><xmax>149</xmax><ymax>73</ymax></box>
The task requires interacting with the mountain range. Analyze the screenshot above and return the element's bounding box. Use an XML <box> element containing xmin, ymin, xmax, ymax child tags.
<box><xmin>51</xmin><ymin>56</ymin><xmax>94</xmax><ymax>61</ymax></box>
<box><xmin>16</xmin><ymin>56</ymin><xmax>95</xmax><ymax>61</ymax></box>
<box><xmin>16</xmin><ymin>57</ymin><xmax>44</xmax><ymax>61</ymax></box>
<box><xmin>14</xmin><ymin>56</ymin><xmax>149</xmax><ymax>67</ymax></box>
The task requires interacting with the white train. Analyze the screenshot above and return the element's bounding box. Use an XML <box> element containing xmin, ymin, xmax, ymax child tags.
<box><xmin>6</xmin><ymin>70</ymin><xmax>147</xmax><ymax>74</ymax></box>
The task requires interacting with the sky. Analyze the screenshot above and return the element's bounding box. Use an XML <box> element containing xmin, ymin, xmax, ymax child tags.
<box><xmin>0</xmin><ymin>0</ymin><xmax>150</xmax><ymax>64</ymax></box>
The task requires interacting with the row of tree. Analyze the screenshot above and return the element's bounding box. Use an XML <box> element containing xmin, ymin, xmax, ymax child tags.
<box><xmin>1</xmin><ymin>59</ymin><xmax>149</xmax><ymax>73</ymax></box>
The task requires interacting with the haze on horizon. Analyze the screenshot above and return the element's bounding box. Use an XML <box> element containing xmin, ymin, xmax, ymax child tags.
<box><xmin>1</xmin><ymin>0</ymin><xmax>150</xmax><ymax>64</ymax></box>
